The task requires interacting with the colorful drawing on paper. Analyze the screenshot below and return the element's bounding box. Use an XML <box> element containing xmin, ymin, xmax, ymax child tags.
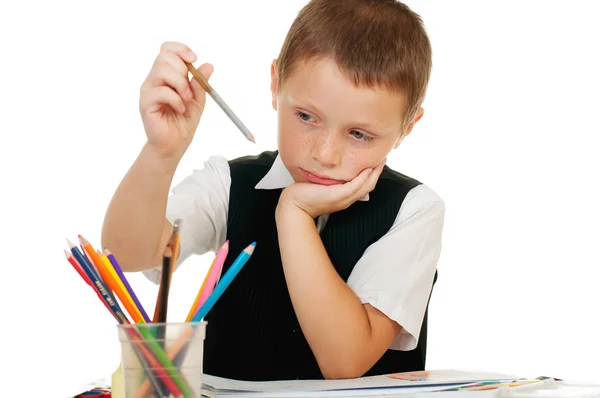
<box><xmin>386</xmin><ymin>371</ymin><xmax>433</xmax><ymax>382</ymax></box>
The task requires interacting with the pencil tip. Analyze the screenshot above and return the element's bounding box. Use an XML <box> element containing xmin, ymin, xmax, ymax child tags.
<box><xmin>66</xmin><ymin>238</ymin><xmax>76</xmax><ymax>248</ymax></box>
<box><xmin>245</xmin><ymin>243</ymin><xmax>256</xmax><ymax>254</ymax></box>
<box><xmin>248</xmin><ymin>135</ymin><xmax>256</xmax><ymax>143</ymax></box>
<box><xmin>64</xmin><ymin>249</ymin><xmax>71</xmax><ymax>258</ymax></box>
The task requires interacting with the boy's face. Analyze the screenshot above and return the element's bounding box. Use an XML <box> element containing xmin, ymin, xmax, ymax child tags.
<box><xmin>271</xmin><ymin>57</ymin><xmax>423</xmax><ymax>185</ymax></box>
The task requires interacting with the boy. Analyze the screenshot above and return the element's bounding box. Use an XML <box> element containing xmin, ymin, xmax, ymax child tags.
<box><xmin>102</xmin><ymin>0</ymin><xmax>444</xmax><ymax>382</ymax></box>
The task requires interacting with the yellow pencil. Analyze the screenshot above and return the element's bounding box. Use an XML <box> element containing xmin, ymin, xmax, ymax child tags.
<box><xmin>99</xmin><ymin>251</ymin><xmax>145</xmax><ymax>323</ymax></box>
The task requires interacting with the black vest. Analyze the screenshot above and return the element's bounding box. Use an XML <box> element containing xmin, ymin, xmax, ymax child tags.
<box><xmin>203</xmin><ymin>151</ymin><xmax>437</xmax><ymax>381</ymax></box>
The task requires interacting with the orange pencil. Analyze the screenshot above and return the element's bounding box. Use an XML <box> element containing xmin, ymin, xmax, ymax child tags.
<box><xmin>79</xmin><ymin>235</ymin><xmax>143</xmax><ymax>324</ymax></box>
<box><xmin>186</xmin><ymin>256</ymin><xmax>217</xmax><ymax>322</ymax></box>
<box><xmin>98</xmin><ymin>250</ymin><xmax>144</xmax><ymax>323</ymax></box>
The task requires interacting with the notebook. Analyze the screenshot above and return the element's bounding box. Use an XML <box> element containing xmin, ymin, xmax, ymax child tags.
<box><xmin>199</xmin><ymin>369</ymin><xmax>519</xmax><ymax>397</ymax></box>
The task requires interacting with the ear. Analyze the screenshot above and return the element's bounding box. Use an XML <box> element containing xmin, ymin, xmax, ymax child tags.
<box><xmin>270</xmin><ymin>59</ymin><xmax>279</xmax><ymax>111</ymax></box>
<box><xmin>394</xmin><ymin>107</ymin><xmax>425</xmax><ymax>148</ymax></box>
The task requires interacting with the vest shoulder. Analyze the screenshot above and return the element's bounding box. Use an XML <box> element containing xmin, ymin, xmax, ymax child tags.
<box><xmin>227</xmin><ymin>150</ymin><xmax>278</xmax><ymax>186</ymax></box>
<box><xmin>229</xmin><ymin>150</ymin><xmax>278</xmax><ymax>166</ymax></box>
<box><xmin>379</xmin><ymin>165</ymin><xmax>422</xmax><ymax>190</ymax></box>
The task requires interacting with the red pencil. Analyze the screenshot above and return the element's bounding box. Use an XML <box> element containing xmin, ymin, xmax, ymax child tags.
<box><xmin>64</xmin><ymin>250</ymin><xmax>93</xmax><ymax>286</ymax></box>
<box><xmin>64</xmin><ymin>250</ymin><xmax>118</xmax><ymax>322</ymax></box>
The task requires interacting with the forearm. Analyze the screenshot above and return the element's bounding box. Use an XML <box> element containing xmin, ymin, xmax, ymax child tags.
<box><xmin>101</xmin><ymin>143</ymin><xmax>180</xmax><ymax>271</ymax></box>
<box><xmin>275</xmin><ymin>204</ymin><xmax>375</xmax><ymax>379</ymax></box>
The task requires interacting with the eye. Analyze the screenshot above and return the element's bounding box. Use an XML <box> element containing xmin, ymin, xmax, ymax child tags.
<box><xmin>350</xmin><ymin>130</ymin><xmax>373</xmax><ymax>142</ymax></box>
<box><xmin>295</xmin><ymin>110</ymin><xmax>315</xmax><ymax>123</ymax></box>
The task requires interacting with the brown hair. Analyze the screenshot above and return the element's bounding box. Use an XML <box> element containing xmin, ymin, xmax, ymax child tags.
<box><xmin>276</xmin><ymin>0</ymin><xmax>432</xmax><ymax>130</ymax></box>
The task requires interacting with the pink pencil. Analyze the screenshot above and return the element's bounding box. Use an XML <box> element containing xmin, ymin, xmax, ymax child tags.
<box><xmin>193</xmin><ymin>241</ymin><xmax>229</xmax><ymax>317</ymax></box>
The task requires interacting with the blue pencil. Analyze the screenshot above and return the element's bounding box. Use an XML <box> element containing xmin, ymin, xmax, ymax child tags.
<box><xmin>68</xmin><ymin>240</ymin><xmax>102</xmax><ymax>286</ymax></box>
<box><xmin>191</xmin><ymin>242</ymin><xmax>256</xmax><ymax>323</ymax></box>
<box><xmin>67</xmin><ymin>239</ymin><xmax>128</xmax><ymax>323</ymax></box>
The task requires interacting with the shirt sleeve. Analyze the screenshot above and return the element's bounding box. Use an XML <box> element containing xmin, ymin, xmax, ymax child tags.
<box><xmin>346</xmin><ymin>184</ymin><xmax>445</xmax><ymax>351</ymax></box>
<box><xmin>142</xmin><ymin>155</ymin><xmax>231</xmax><ymax>285</ymax></box>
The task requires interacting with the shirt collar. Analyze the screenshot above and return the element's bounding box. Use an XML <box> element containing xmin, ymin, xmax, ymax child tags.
<box><xmin>254</xmin><ymin>154</ymin><xmax>369</xmax><ymax>201</ymax></box>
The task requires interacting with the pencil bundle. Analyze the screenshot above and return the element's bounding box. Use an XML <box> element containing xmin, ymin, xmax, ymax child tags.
<box><xmin>64</xmin><ymin>219</ymin><xmax>256</xmax><ymax>398</ymax></box>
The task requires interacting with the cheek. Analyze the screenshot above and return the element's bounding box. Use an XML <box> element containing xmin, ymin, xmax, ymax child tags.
<box><xmin>343</xmin><ymin>145</ymin><xmax>389</xmax><ymax>176</ymax></box>
<box><xmin>277</xmin><ymin>111</ymin><xmax>312</xmax><ymax>162</ymax></box>
<box><xmin>344</xmin><ymin>154</ymin><xmax>369</xmax><ymax>176</ymax></box>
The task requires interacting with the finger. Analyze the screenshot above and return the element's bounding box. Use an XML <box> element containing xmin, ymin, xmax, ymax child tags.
<box><xmin>362</xmin><ymin>161</ymin><xmax>385</xmax><ymax>194</ymax></box>
<box><xmin>340</xmin><ymin>161</ymin><xmax>386</xmax><ymax>204</ymax></box>
<box><xmin>337</xmin><ymin>168</ymin><xmax>373</xmax><ymax>198</ymax></box>
<box><xmin>149</xmin><ymin>52</ymin><xmax>194</xmax><ymax>102</ymax></box>
<box><xmin>142</xmin><ymin>86</ymin><xmax>186</xmax><ymax>114</ymax></box>
<box><xmin>189</xmin><ymin>63</ymin><xmax>214</xmax><ymax>100</ymax></box>
<box><xmin>160</xmin><ymin>41</ymin><xmax>197</xmax><ymax>64</ymax></box>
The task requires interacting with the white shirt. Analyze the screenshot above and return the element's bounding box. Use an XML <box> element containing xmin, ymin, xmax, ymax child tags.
<box><xmin>144</xmin><ymin>154</ymin><xmax>445</xmax><ymax>351</ymax></box>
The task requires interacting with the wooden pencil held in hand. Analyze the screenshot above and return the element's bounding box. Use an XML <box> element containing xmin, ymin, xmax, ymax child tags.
<box><xmin>186</xmin><ymin>62</ymin><xmax>256</xmax><ymax>144</ymax></box>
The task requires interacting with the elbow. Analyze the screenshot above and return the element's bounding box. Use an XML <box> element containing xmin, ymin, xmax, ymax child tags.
<box><xmin>320</xmin><ymin>359</ymin><xmax>368</xmax><ymax>380</ymax></box>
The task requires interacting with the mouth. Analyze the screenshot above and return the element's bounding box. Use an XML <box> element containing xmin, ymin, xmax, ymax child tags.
<box><xmin>299</xmin><ymin>168</ymin><xmax>345</xmax><ymax>186</ymax></box>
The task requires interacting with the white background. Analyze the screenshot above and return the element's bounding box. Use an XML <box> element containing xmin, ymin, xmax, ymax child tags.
<box><xmin>1</xmin><ymin>0</ymin><xmax>599</xmax><ymax>396</ymax></box>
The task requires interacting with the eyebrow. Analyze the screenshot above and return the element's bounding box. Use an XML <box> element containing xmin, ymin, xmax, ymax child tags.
<box><xmin>287</xmin><ymin>94</ymin><xmax>323</xmax><ymax>115</ymax></box>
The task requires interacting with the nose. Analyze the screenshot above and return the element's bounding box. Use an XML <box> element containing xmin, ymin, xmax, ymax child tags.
<box><xmin>311</xmin><ymin>132</ymin><xmax>341</xmax><ymax>168</ymax></box>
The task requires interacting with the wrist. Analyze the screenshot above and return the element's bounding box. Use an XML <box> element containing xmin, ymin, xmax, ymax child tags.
<box><xmin>276</xmin><ymin>199</ymin><xmax>313</xmax><ymax>227</ymax></box>
<box><xmin>139</xmin><ymin>142</ymin><xmax>182</xmax><ymax>177</ymax></box>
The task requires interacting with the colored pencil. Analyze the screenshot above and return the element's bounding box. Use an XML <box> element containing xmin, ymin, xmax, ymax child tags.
<box><xmin>185</xmin><ymin>62</ymin><xmax>256</xmax><ymax>143</ymax></box>
<box><xmin>104</xmin><ymin>248</ymin><xmax>151</xmax><ymax>323</ymax></box>
<box><xmin>67</xmin><ymin>239</ymin><xmax>128</xmax><ymax>323</ymax></box>
<box><xmin>124</xmin><ymin>328</ymin><xmax>173</xmax><ymax>397</ymax></box>
<box><xmin>175</xmin><ymin>240</ymin><xmax>228</xmax><ymax>368</ymax></box>
<box><xmin>65</xmin><ymin>250</ymin><xmax>116</xmax><ymax>320</ymax></box>
<box><xmin>98</xmin><ymin>250</ymin><xmax>145</xmax><ymax>323</ymax></box>
<box><xmin>193</xmin><ymin>241</ymin><xmax>228</xmax><ymax>314</ymax></box>
<box><xmin>66</xmin><ymin>243</ymin><xmax>174</xmax><ymax>396</ymax></box>
<box><xmin>66</xmin><ymin>231</ymin><xmax>256</xmax><ymax>398</ymax></box>
<box><xmin>156</xmin><ymin>245</ymin><xmax>174</xmax><ymax>323</ymax></box>
<box><xmin>170</xmin><ymin>222</ymin><xmax>181</xmax><ymax>264</ymax></box>
<box><xmin>136</xmin><ymin>323</ymin><xmax>193</xmax><ymax>397</ymax></box>
<box><xmin>65</xmin><ymin>249</ymin><xmax>93</xmax><ymax>287</ymax></box>
<box><xmin>66</xmin><ymin>243</ymin><xmax>172</xmax><ymax>396</ymax></box>
<box><xmin>135</xmin><ymin>323</ymin><xmax>199</xmax><ymax>398</ymax></box>
<box><xmin>174</xmin><ymin>242</ymin><xmax>250</xmax><ymax>367</ymax></box>
<box><xmin>153</xmin><ymin>221</ymin><xmax>180</xmax><ymax>323</ymax></box>
<box><xmin>79</xmin><ymin>235</ymin><xmax>148</xmax><ymax>324</ymax></box>
<box><xmin>69</xmin><ymin>240</ymin><xmax>101</xmax><ymax>281</ymax></box>
<box><xmin>191</xmin><ymin>242</ymin><xmax>256</xmax><ymax>322</ymax></box>
<box><xmin>185</xmin><ymin>240</ymin><xmax>229</xmax><ymax>322</ymax></box>
<box><xmin>186</xmin><ymin>256</ymin><xmax>216</xmax><ymax>322</ymax></box>
<box><xmin>79</xmin><ymin>236</ymin><xmax>117</xmax><ymax>292</ymax></box>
